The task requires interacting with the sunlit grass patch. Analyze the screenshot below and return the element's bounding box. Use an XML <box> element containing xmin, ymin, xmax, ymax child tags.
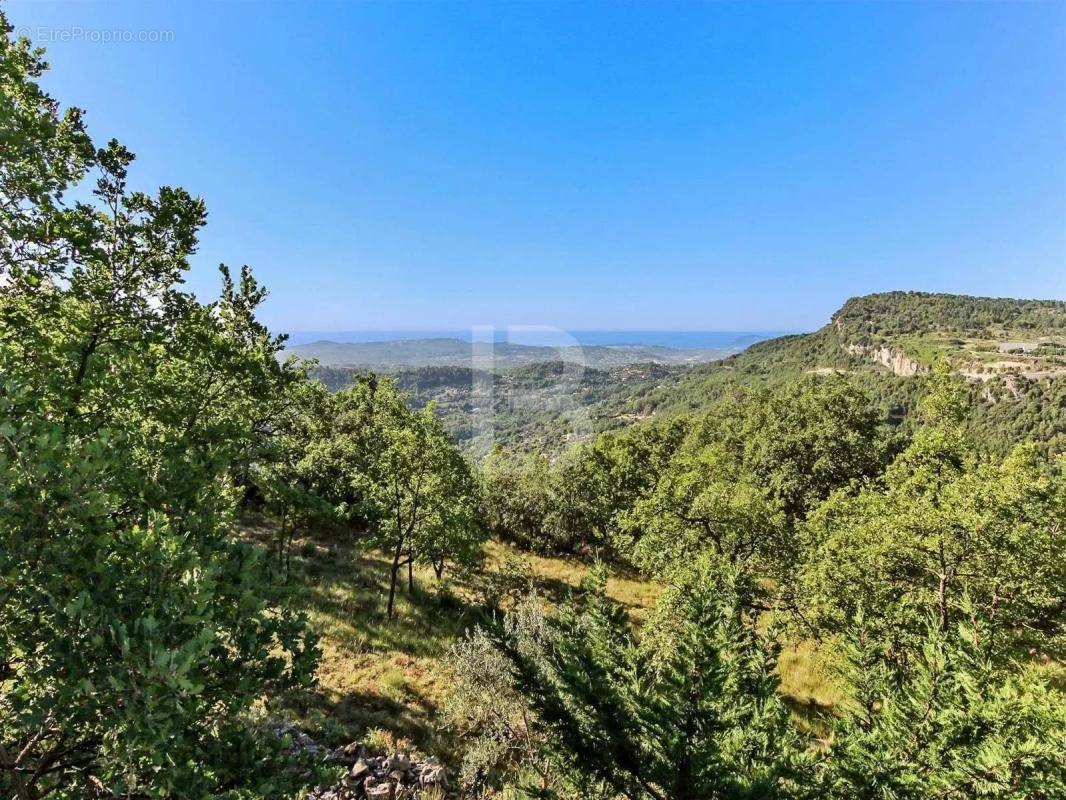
<box><xmin>241</xmin><ymin>515</ymin><xmax>843</xmax><ymax>759</ymax></box>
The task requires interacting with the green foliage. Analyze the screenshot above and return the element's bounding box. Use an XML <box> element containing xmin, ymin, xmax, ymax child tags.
<box><xmin>823</xmin><ymin>611</ymin><xmax>1066</xmax><ymax>799</ymax></box>
<box><xmin>255</xmin><ymin>378</ymin><xmax>340</xmax><ymax>576</ymax></box>
<box><xmin>798</xmin><ymin>420</ymin><xmax>1066</xmax><ymax>663</ymax></box>
<box><xmin>492</xmin><ymin>562</ymin><xmax>817</xmax><ymax>800</ymax></box>
<box><xmin>727</xmin><ymin>377</ymin><xmax>893</xmax><ymax>518</ymax></box>
<box><xmin>338</xmin><ymin>377</ymin><xmax>483</xmax><ymax>616</ymax></box>
<box><xmin>623</xmin><ymin>443</ymin><xmax>786</xmax><ymax>578</ymax></box>
<box><xmin>443</xmin><ymin>599</ymin><xmax>558</xmax><ymax>795</ymax></box>
<box><xmin>480</xmin><ymin>449</ymin><xmax>560</xmax><ymax>553</ymax></box>
<box><xmin>616</xmin><ymin>377</ymin><xmax>889</xmax><ymax>584</ymax></box>
<box><xmin>479</xmin><ymin>414</ymin><xmax>688</xmax><ymax>557</ymax></box>
<box><xmin>252</xmin><ymin>372</ymin><xmax>485</xmax><ymax>616</ymax></box>
<box><xmin>479</xmin><ymin>368</ymin><xmax>1065</xmax><ymax>798</ymax></box>
<box><xmin>833</xmin><ymin>291</ymin><xmax>1066</xmax><ymax>339</ymax></box>
<box><xmin>310</xmin><ymin>361</ymin><xmax>682</xmax><ymax>456</ymax></box>
<box><xmin>0</xmin><ymin>16</ymin><xmax>317</xmax><ymax>798</ymax></box>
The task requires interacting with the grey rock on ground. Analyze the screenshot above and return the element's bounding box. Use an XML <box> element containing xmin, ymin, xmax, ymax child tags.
<box><xmin>292</xmin><ymin>731</ymin><xmax>453</xmax><ymax>799</ymax></box>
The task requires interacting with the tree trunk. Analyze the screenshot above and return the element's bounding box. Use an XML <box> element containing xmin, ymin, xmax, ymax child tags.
<box><xmin>277</xmin><ymin>509</ymin><xmax>288</xmax><ymax>572</ymax></box>
<box><xmin>284</xmin><ymin>522</ymin><xmax>296</xmax><ymax>583</ymax></box>
<box><xmin>407</xmin><ymin>557</ymin><xmax>414</xmax><ymax>593</ymax></box>
<box><xmin>937</xmin><ymin>572</ymin><xmax>948</xmax><ymax>631</ymax></box>
<box><xmin>387</xmin><ymin>538</ymin><xmax>404</xmax><ymax>619</ymax></box>
<box><xmin>387</xmin><ymin>562</ymin><xmax>400</xmax><ymax>620</ymax></box>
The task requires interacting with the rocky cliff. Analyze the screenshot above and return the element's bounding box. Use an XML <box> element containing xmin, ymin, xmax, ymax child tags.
<box><xmin>845</xmin><ymin>343</ymin><xmax>925</xmax><ymax>377</ymax></box>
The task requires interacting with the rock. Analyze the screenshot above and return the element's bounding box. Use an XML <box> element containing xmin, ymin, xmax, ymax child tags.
<box><xmin>349</xmin><ymin>758</ymin><xmax>371</xmax><ymax>781</ymax></box>
<box><xmin>287</xmin><ymin>728</ymin><xmax>453</xmax><ymax>799</ymax></box>
<box><xmin>331</xmin><ymin>742</ymin><xmax>366</xmax><ymax>766</ymax></box>
<box><xmin>419</xmin><ymin>765</ymin><xmax>448</xmax><ymax>789</ymax></box>
<box><xmin>268</xmin><ymin>723</ymin><xmax>324</xmax><ymax>758</ymax></box>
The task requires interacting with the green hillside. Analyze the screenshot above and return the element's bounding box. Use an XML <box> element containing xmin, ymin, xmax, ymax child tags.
<box><xmin>594</xmin><ymin>292</ymin><xmax>1066</xmax><ymax>454</ymax></box>
<box><xmin>288</xmin><ymin>337</ymin><xmax>735</xmax><ymax>371</ymax></box>
<box><xmin>311</xmin><ymin>361</ymin><xmax>680</xmax><ymax>455</ymax></box>
<box><xmin>306</xmin><ymin>293</ymin><xmax>1066</xmax><ymax>457</ymax></box>
<box><xmin>833</xmin><ymin>291</ymin><xmax>1066</xmax><ymax>338</ymax></box>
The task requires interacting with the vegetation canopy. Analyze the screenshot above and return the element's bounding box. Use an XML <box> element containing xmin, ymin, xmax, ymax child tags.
<box><xmin>1</xmin><ymin>11</ymin><xmax>1064</xmax><ymax>800</ymax></box>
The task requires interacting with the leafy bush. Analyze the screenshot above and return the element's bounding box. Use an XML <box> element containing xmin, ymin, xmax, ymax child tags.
<box><xmin>0</xmin><ymin>18</ymin><xmax>317</xmax><ymax>798</ymax></box>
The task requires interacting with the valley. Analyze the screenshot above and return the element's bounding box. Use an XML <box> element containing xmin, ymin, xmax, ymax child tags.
<box><xmin>303</xmin><ymin>292</ymin><xmax>1066</xmax><ymax>458</ymax></box>
<box><xmin>285</xmin><ymin>338</ymin><xmax>745</xmax><ymax>371</ymax></box>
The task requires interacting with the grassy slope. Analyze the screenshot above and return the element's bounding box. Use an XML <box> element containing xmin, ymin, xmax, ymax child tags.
<box><xmin>244</xmin><ymin>517</ymin><xmax>834</xmax><ymax>763</ymax></box>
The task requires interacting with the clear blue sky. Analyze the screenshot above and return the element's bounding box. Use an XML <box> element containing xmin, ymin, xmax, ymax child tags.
<box><xmin>8</xmin><ymin>0</ymin><xmax>1066</xmax><ymax>334</ymax></box>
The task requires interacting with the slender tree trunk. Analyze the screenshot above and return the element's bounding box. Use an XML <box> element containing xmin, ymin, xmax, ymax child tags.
<box><xmin>387</xmin><ymin>538</ymin><xmax>404</xmax><ymax>619</ymax></box>
<box><xmin>387</xmin><ymin>562</ymin><xmax>400</xmax><ymax>620</ymax></box>
<box><xmin>937</xmin><ymin>572</ymin><xmax>948</xmax><ymax>631</ymax></box>
<box><xmin>284</xmin><ymin>521</ymin><xmax>296</xmax><ymax>583</ymax></box>
<box><xmin>407</xmin><ymin>557</ymin><xmax>414</xmax><ymax>593</ymax></box>
<box><xmin>277</xmin><ymin>509</ymin><xmax>288</xmax><ymax>572</ymax></box>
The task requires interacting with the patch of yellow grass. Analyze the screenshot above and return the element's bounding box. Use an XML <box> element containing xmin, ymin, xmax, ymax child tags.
<box><xmin>777</xmin><ymin>639</ymin><xmax>843</xmax><ymax>734</ymax></box>
<box><xmin>482</xmin><ymin>539</ymin><xmax>660</xmax><ymax>621</ymax></box>
<box><xmin>241</xmin><ymin>518</ymin><xmax>661</xmax><ymax>758</ymax></box>
<box><xmin>242</xmin><ymin>517</ymin><xmax>840</xmax><ymax>757</ymax></box>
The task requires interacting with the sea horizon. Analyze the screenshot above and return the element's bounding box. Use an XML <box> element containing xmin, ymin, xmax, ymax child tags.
<box><xmin>283</xmin><ymin>329</ymin><xmax>795</xmax><ymax>349</ymax></box>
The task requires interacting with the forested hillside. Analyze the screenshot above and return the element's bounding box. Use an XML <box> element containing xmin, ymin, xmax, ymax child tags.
<box><xmin>597</xmin><ymin>291</ymin><xmax>1066</xmax><ymax>455</ymax></box>
<box><xmin>309</xmin><ymin>293</ymin><xmax>1066</xmax><ymax>458</ymax></box>
<box><xmin>833</xmin><ymin>291</ymin><xmax>1066</xmax><ymax>337</ymax></box>
<box><xmin>310</xmin><ymin>361</ymin><xmax>679</xmax><ymax>455</ymax></box>
<box><xmin>288</xmin><ymin>338</ymin><xmax>735</xmax><ymax>371</ymax></box>
<box><xmin>2</xmin><ymin>16</ymin><xmax>1063</xmax><ymax>800</ymax></box>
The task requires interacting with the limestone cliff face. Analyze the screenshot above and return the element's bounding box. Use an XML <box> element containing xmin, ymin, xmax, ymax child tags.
<box><xmin>846</xmin><ymin>343</ymin><xmax>925</xmax><ymax>377</ymax></box>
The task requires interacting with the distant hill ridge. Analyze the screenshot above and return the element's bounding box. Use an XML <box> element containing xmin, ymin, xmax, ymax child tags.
<box><xmin>832</xmin><ymin>291</ymin><xmax>1066</xmax><ymax>339</ymax></box>
<box><xmin>597</xmin><ymin>290</ymin><xmax>1066</xmax><ymax>455</ymax></box>
<box><xmin>303</xmin><ymin>292</ymin><xmax>1066</xmax><ymax>456</ymax></box>
<box><xmin>285</xmin><ymin>337</ymin><xmax>741</xmax><ymax>371</ymax></box>
<box><xmin>710</xmin><ymin>291</ymin><xmax>1066</xmax><ymax>377</ymax></box>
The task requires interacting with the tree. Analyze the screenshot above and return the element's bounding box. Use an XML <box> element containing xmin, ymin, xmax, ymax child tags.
<box><xmin>479</xmin><ymin>417</ymin><xmax>689</xmax><ymax>557</ymax></box>
<box><xmin>0</xmin><ymin>18</ymin><xmax>317</xmax><ymax>798</ymax></box>
<box><xmin>613</xmin><ymin>377</ymin><xmax>889</xmax><ymax>588</ymax></box>
<box><xmin>367</xmin><ymin>391</ymin><xmax>483</xmax><ymax>617</ymax></box>
<box><xmin>480</xmin><ymin>447</ymin><xmax>558</xmax><ymax>553</ymax></box>
<box><xmin>797</xmin><ymin>370</ymin><xmax>1066</xmax><ymax>663</ymax></box>
<box><xmin>622</xmin><ymin>443</ymin><xmax>788</xmax><ymax>581</ymax></box>
<box><xmin>571</xmin><ymin>417</ymin><xmax>690</xmax><ymax>550</ymax></box>
<box><xmin>305</xmin><ymin>376</ymin><xmax>482</xmax><ymax>618</ymax></box>
<box><xmin>822</xmin><ymin>609</ymin><xmax>1066</xmax><ymax>799</ymax></box>
<box><xmin>493</xmin><ymin>560</ymin><xmax>818</xmax><ymax>800</ymax></box>
<box><xmin>253</xmin><ymin>378</ymin><xmax>338</xmax><ymax>579</ymax></box>
<box><xmin>688</xmin><ymin>376</ymin><xmax>891</xmax><ymax>520</ymax></box>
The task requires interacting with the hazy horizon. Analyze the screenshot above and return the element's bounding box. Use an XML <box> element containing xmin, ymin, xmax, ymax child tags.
<box><xmin>283</xmin><ymin>329</ymin><xmax>791</xmax><ymax>348</ymax></box>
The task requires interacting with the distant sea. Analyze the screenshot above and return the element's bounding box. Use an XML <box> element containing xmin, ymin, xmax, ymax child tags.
<box><xmin>284</xmin><ymin>330</ymin><xmax>791</xmax><ymax>349</ymax></box>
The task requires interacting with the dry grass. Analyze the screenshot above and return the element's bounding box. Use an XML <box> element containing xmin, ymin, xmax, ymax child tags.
<box><xmin>776</xmin><ymin>639</ymin><xmax>843</xmax><ymax>734</ymax></box>
<box><xmin>242</xmin><ymin>516</ymin><xmax>838</xmax><ymax>759</ymax></box>
<box><xmin>242</xmin><ymin>518</ymin><xmax>652</xmax><ymax>759</ymax></box>
<box><xmin>481</xmin><ymin>539</ymin><xmax>661</xmax><ymax>622</ymax></box>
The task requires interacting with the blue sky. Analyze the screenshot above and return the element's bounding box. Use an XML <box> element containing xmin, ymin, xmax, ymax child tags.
<box><xmin>8</xmin><ymin>1</ymin><xmax>1065</xmax><ymax>334</ymax></box>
